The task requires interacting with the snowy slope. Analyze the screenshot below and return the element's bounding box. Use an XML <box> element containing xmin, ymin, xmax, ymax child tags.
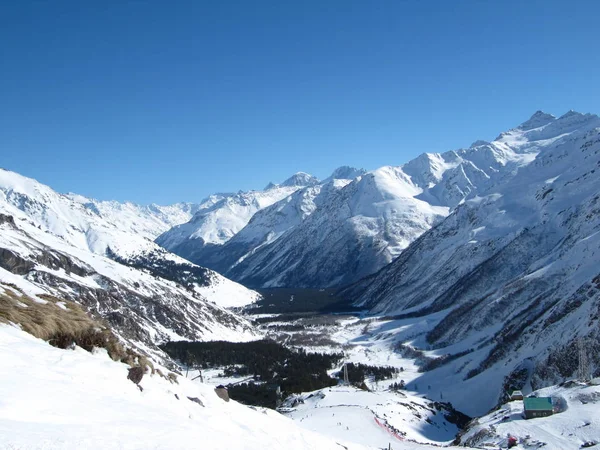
<box><xmin>0</xmin><ymin>324</ymin><xmax>366</xmax><ymax>450</ymax></box>
<box><xmin>458</xmin><ymin>382</ymin><xmax>600</xmax><ymax>449</ymax></box>
<box><xmin>0</xmin><ymin>215</ymin><xmax>260</xmax><ymax>357</ymax></box>
<box><xmin>343</xmin><ymin>110</ymin><xmax>600</xmax><ymax>415</ymax></box>
<box><xmin>192</xmin><ymin>175</ymin><xmax>361</xmax><ymax>275</ymax></box>
<box><xmin>237</xmin><ymin>113</ymin><xmax>551</xmax><ymax>289</ymax></box>
<box><xmin>229</xmin><ymin>166</ymin><xmax>448</xmax><ymax>287</ymax></box>
<box><xmin>0</xmin><ymin>169</ymin><xmax>265</xmax><ymax>354</ymax></box>
<box><xmin>0</xmin><ymin>168</ymin><xmax>260</xmax><ymax>310</ymax></box>
<box><xmin>155</xmin><ymin>169</ymin><xmax>371</xmax><ymax>277</ymax></box>
<box><xmin>66</xmin><ymin>194</ymin><xmax>202</xmax><ymax>240</ymax></box>
<box><xmin>284</xmin><ymin>386</ymin><xmax>462</xmax><ymax>448</ymax></box>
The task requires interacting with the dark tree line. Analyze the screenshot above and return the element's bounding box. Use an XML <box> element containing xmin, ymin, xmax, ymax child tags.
<box><xmin>341</xmin><ymin>362</ymin><xmax>399</xmax><ymax>385</ymax></box>
<box><xmin>106</xmin><ymin>247</ymin><xmax>211</xmax><ymax>289</ymax></box>
<box><xmin>227</xmin><ymin>383</ymin><xmax>278</xmax><ymax>408</ymax></box>
<box><xmin>389</xmin><ymin>380</ymin><xmax>406</xmax><ymax>391</ymax></box>
<box><xmin>160</xmin><ymin>339</ymin><xmax>343</xmax><ymax>407</ymax></box>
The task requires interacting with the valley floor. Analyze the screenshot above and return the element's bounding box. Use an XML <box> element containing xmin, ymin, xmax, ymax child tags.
<box><xmin>3</xmin><ymin>295</ymin><xmax>598</xmax><ymax>450</ymax></box>
<box><xmin>187</xmin><ymin>312</ymin><xmax>463</xmax><ymax>448</ymax></box>
<box><xmin>229</xmin><ymin>305</ymin><xmax>600</xmax><ymax>450</ymax></box>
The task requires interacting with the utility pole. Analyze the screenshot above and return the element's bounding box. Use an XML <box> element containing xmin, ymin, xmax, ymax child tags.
<box><xmin>578</xmin><ymin>338</ymin><xmax>591</xmax><ymax>382</ymax></box>
<box><xmin>343</xmin><ymin>362</ymin><xmax>349</xmax><ymax>385</ymax></box>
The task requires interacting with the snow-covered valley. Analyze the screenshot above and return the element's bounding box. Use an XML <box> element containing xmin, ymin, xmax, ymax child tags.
<box><xmin>1</xmin><ymin>110</ymin><xmax>599</xmax><ymax>449</ymax></box>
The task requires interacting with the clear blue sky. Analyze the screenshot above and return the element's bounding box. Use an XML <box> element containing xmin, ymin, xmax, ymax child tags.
<box><xmin>1</xmin><ymin>0</ymin><xmax>598</xmax><ymax>204</ymax></box>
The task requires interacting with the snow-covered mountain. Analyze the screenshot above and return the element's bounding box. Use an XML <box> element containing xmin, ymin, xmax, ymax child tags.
<box><xmin>0</xmin><ymin>213</ymin><xmax>260</xmax><ymax>356</ymax></box>
<box><xmin>159</xmin><ymin>112</ymin><xmax>555</xmax><ymax>289</ymax></box>
<box><xmin>228</xmin><ymin>166</ymin><xmax>448</xmax><ymax>287</ymax></box>
<box><xmin>343</xmin><ymin>110</ymin><xmax>600</xmax><ymax>414</ymax></box>
<box><xmin>222</xmin><ymin>116</ymin><xmax>546</xmax><ymax>288</ymax></box>
<box><xmin>0</xmin><ymin>169</ymin><xmax>263</xmax><ymax>357</ymax></box>
<box><xmin>0</xmin><ymin>168</ymin><xmax>200</xmax><ymax>257</ymax></box>
<box><xmin>66</xmin><ymin>194</ymin><xmax>202</xmax><ymax>240</ymax></box>
<box><xmin>155</xmin><ymin>172</ymin><xmax>320</xmax><ymax>264</ymax></box>
<box><xmin>180</xmin><ymin>172</ymin><xmax>364</xmax><ymax>276</ymax></box>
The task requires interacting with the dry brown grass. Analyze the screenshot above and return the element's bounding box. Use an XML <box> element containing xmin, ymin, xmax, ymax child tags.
<box><xmin>0</xmin><ymin>286</ymin><xmax>95</xmax><ymax>339</ymax></box>
<box><xmin>0</xmin><ymin>284</ymin><xmax>152</xmax><ymax>371</ymax></box>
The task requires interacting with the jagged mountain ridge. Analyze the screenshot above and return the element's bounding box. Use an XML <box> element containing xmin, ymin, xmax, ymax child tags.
<box><xmin>342</xmin><ymin>110</ymin><xmax>600</xmax><ymax>414</ymax></box>
<box><xmin>154</xmin><ymin>169</ymin><xmax>365</xmax><ymax>273</ymax></box>
<box><xmin>227</xmin><ymin>166</ymin><xmax>449</xmax><ymax>287</ymax></box>
<box><xmin>66</xmin><ymin>193</ymin><xmax>202</xmax><ymax>241</ymax></box>
<box><xmin>165</xmin><ymin>172</ymin><xmax>365</xmax><ymax>276</ymax></box>
<box><xmin>155</xmin><ymin>172</ymin><xmax>322</xmax><ymax>262</ymax></box>
<box><xmin>208</xmin><ymin>114</ymin><xmax>549</xmax><ymax>288</ymax></box>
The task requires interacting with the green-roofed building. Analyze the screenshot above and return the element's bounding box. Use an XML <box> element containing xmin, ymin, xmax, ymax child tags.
<box><xmin>523</xmin><ymin>397</ymin><xmax>553</xmax><ymax>419</ymax></box>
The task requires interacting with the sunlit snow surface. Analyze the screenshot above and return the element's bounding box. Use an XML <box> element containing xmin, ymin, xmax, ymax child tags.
<box><xmin>0</xmin><ymin>325</ymin><xmax>445</xmax><ymax>450</ymax></box>
<box><xmin>285</xmin><ymin>386</ymin><xmax>459</xmax><ymax>447</ymax></box>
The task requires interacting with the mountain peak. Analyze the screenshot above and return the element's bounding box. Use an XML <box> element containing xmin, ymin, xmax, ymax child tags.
<box><xmin>470</xmin><ymin>140</ymin><xmax>490</xmax><ymax>148</ymax></box>
<box><xmin>326</xmin><ymin>166</ymin><xmax>367</xmax><ymax>182</ymax></box>
<box><xmin>556</xmin><ymin>110</ymin><xmax>599</xmax><ymax>123</ymax></box>
<box><xmin>280</xmin><ymin>172</ymin><xmax>319</xmax><ymax>187</ymax></box>
<box><xmin>518</xmin><ymin>110</ymin><xmax>556</xmax><ymax>130</ymax></box>
<box><xmin>559</xmin><ymin>109</ymin><xmax>583</xmax><ymax>119</ymax></box>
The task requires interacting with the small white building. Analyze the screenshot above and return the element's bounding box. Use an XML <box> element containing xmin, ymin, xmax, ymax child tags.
<box><xmin>510</xmin><ymin>390</ymin><xmax>524</xmax><ymax>401</ymax></box>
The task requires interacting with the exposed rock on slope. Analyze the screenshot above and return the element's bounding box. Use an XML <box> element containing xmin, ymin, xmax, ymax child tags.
<box><xmin>0</xmin><ymin>216</ymin><xmax>259</xmax><ymax>358</ymax></box>
<box><xmin>0</xmin><ymin>170</ymin><xmax>263</xmax><ymax>357</ymax></box>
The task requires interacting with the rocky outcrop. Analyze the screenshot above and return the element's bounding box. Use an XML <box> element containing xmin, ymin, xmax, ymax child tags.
<box><xmin>0</xmin><ymin>248</ymin><xmax>34</xmax><ymax>275</ymax></box>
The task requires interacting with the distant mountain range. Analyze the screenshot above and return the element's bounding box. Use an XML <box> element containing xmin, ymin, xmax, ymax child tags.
<box><xmin>2</xmin><ymin>109</ymin><xmax>599</xmax><ymax>404</ymax></box>
<box><xmin>152</xmin><ymin>109</ymin><xmax>600</xmax><ymax>411</ymax></box>
<box><xmin>157</xmin><ymin>111</ymin><xmax>581</xmax><ymax>289</ymax></box>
